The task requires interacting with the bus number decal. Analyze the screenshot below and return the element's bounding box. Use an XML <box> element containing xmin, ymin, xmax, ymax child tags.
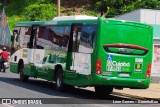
<box><xmin>134</xmin><ymin>58</ymin><xmax>143</xmax><ymax>73</ymax></box>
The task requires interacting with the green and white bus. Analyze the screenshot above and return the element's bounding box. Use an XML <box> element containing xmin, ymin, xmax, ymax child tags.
<box><xmin>10</xmin><ymin>15</ymin><xmax>153</xmax><ymax>95</ymax></box>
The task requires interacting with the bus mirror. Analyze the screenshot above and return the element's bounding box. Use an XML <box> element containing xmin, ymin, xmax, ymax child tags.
<box><xmin>27</xmin><ymin>42</ymin><xmax>30</xmax><ymax>48</ymax></box>
<box><xmin>11</xmin><ymin>36</ymin><xmax>14</xmax><ymax>42</ymax></box>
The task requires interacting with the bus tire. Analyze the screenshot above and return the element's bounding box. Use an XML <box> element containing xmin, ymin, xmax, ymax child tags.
<box><xmin>55</xmin><ymin>69</ymin><xmax>64</xmax><ymax>91</ymax></box>
<box><xmin>18</xmin><ymin>60</ymin><xmax>29</xmax><ymax>82</ymax></box>
<box><xmin>94</xmin><ymin>86</ymin><xmax>113</xmax><ymax>96</ymax></box>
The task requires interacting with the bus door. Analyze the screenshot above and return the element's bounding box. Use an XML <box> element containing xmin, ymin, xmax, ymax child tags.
<box><xmin>66</xmin><ymin>24</ymin><xmax>93</xmax><ymax>80</ymax></box>
<box><xmin>28</xmin><ymin>25</ymin><xmax>41</xmax><ymax>76</ymax></box>
<box><xmin>66</xmin><ymin>24</ymin><xmax>83</xmax><ymax>79</ymax></box>
<box><xmin>31</xmin><ymin>25</ymin><xmax>49</xmax><ymax>78</ymax></box>
<box><xmin>29</xmin><ymin>25</ymin><xmax>39</xmax><ymax>49</ymax></box>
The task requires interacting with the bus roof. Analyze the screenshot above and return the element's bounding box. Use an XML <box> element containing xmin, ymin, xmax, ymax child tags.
<box><xmin>15</xmin><ymin>16</ymin><xmax>151</xmax><ymax>28</ymax></box>
<box><xmin>53</xmin><ymin>15</ymin><xmax>98</xmax><ymax>21</ymax></box>
<box><xmin>16</xmin><ymin>16</ymin><xmax>98</xmax><ymax>26</ymax></box>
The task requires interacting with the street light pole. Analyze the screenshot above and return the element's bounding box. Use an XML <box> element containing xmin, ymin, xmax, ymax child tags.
<box><xmin>57</xmin><ymin>0</ymin><xmax>60</xmax><ymax>16</ymax></box>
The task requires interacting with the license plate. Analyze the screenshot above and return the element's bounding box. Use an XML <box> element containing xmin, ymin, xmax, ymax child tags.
<box><xmin>119</xmin><ymin>73</ymin><xmax>130</xmax><ymax>77</ymax></box>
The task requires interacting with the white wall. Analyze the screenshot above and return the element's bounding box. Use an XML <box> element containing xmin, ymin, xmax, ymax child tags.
<box><xmin>141</xmin><ymin>9</ymin><xmax>160</xmax><ymax>24</ymax></box>
<box><xmin>155</xmin><ymin>11</ymin><xmax>160</xmax><ymax>24</ymax></box>
<box><xmin>114</xmin><ymin>9</ymin><xmax>160</xmax><ymax>24</ymax></box>
<box><xmin>114</xmin><ymin>10</ymin><xmax>141</xmax><ymax>22</ymax></box>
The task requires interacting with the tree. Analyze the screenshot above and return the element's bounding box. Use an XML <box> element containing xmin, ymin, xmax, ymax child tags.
<box><xmin>24</xmin><ymin>4</ymin><xmax>58</xmax><ymax>21</ymax></box>
<box><xmin>93</xmin><ymin>0</ymin><xmax>160</xmax><ymax>17</ymax></box>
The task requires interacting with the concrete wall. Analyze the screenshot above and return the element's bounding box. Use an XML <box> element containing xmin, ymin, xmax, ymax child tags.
<box><xmin>114</xmin><ymin>9</ymin><xmax>160</xmax><ymax>24</ymax></box>
<box><xmin>114</xmin><ymin>10</ymin><xmax>141</xmax><ymax>22</ymax></box>
<box><xmin>141</xmin><ymin>9</ymin><xmax>160</xmax><ymax>24</ymax></box>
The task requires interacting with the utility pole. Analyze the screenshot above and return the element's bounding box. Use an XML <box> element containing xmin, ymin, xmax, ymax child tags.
<box><xmin>57</xmin><ymin>0</ymin><xmax>60</xmax><ymax>16</ymax></box>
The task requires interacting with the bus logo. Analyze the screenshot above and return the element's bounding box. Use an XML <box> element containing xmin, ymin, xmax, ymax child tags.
<box><xmin>118</xmin><ymin>48</ymin><xmax>133</xmax><ymax>54</ymax></box>
<box><xmin>106</xmin><ymin>60</ymin><xmax>130</xmax><ymax>72</ymax></box>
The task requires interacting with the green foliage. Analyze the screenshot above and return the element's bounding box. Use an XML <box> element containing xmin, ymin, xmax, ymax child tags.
<box><xmin>24</xmin><ymin>4</ymin><xmax>57</xmax><ymax>21</ymax></box>
<box><xmin>93</xmin><ymin>0</ymin><xmax>160</xmax><ymax>17</ymax></box>
<box><xmin>66</xmin><ymin>11</ymin><xmax>75</xmax><ymax>16</ymax></box>
<box><xmin>8</xmin><ymin>16</ymin><xmax>22</xmax><ymax>31</ymax></box>
<box><xmin>2</xmin><ymin>0</ymin><xmax>61</xmax><ymax>30</ymax></box>
<box><xmin>81</xmin><ymin>10</ymin><xmax>97</xmax><ymax>16</ymax></box>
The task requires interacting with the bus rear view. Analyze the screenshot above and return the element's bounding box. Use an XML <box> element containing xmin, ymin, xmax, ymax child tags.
<box><xmin>93</xmin><ymin>17</ymin><xmax>153</xmax><ymax>95</ymax></box>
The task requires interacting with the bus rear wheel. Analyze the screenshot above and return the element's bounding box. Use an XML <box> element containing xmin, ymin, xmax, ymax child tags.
<box><xmin>94</xmin><ymin>86</ymin><xmax>113</xmax><ymax>96</ymax></box>
<box><xmin>55</xmin><ymin>69</ymin><xmax>64</xmax><ymax>91</ymax></box>
<box><xmin>55</xmin><ymin>68</ymin><xmax>75</xmax><ymax>92</ymax></box>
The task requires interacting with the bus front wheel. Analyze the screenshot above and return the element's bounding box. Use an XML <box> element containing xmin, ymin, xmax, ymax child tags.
<box><xmin>94</xmin><ymin>86</ymin><xmax>113</xmax><ymax>96</ymax></box>
<box><xmin>18</xmin><ymin>61</ymin><xmax>29</xmax><ymax>82</ymax></box>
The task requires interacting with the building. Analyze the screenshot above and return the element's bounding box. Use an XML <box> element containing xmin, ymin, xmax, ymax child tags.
<box><xmin>114</xmin><ymin>9</ymin><xmax>160</xmax><ymax>82</ymax></box>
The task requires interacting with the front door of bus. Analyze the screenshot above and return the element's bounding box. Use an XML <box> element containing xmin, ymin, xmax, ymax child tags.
<box><xmin>29</xmin><ymin>25</ymin><xmax>42</xmax><ymax>77</ymax></box>
<box><xmin>31</xmin><ymin>25</ymin><xmax>50</xmax><ymax>78</ymax></box>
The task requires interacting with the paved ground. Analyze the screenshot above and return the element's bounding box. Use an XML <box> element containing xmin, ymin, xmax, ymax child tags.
<box><xmin>85</xmin><ymin>83</ymin><xmax>160</xmax><ymax>99</ymax></box>
<box><xmin>113</xmin><ymin>83</ymin><xmax>160</xmax><ymax>99</ymax></box>
<box><xmin>2</xmin><ymin>70</ymin><xmax>152</xmax><ymax>107</ymax></box>
<box><xmin>0</xmin><ymin>70</ymin><xmax>160</xmax><ymax>107</ymax></box>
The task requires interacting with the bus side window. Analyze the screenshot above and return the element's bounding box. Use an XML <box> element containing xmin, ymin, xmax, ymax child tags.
<box><xmin>29</xmin><ymin>26</ymin><xmax>39</xmax><ymax>48</ymax></box>
<box><xmin>68</xmin><ymin>24</ymin><xmax>82</xmax><ymax>52</ymax></box>
<box><xmin>14</xmin><ymin>56</ymin><xmax>17</xmax><ymax>62</ymax></box>
<box><xmin>78</xmin><ymin>25</ymin><xmax>96</xmax><ymax>53</ymax></box>
<box><xmin>11</xmin><ymin>30</ymin><xmax>19</xmax><ymax>50</ymax></box>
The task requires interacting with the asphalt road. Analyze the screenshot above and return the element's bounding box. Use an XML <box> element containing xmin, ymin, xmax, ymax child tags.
<box><xmin>0</xmin><ymin>69</ymin><xmax>160</xmax><ymax>107</ymax></box>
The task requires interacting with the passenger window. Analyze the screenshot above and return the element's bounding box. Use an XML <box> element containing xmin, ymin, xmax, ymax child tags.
<box><xmin>79</xmin><ymin>25</ymin><xmax>96</xmax><ymax>53</ymax></box>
